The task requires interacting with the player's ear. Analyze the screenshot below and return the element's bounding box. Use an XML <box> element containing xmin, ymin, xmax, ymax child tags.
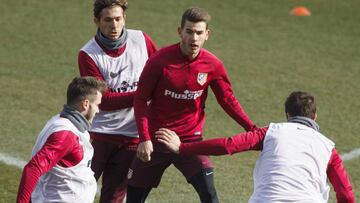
<box><xmin>94</xmin><ymin>17</ymin><xmax>99</xmax><ymax>26</ymax></box>
<box><xmin>177</xmin><ymin>27</ymin><xmax>182</xmax><ymax>36</ymax></box>
<box><xmin>81</xmin><ymin>99</ymin><xmax>90</xmax><ymax>112</ymax></box>
<box><xmin>312</xmin><ymin>112</ymin><xmax>317</xmax><ymax>121</ymax></box>
<box><xmin>205</xmin><ymin>29</ymin><xmax>210</xmax><ymax>41</ymax></box>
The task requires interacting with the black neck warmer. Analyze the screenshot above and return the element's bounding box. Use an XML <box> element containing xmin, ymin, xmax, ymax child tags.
<box><xmin>288</xmin><ymin>116</ymin><xmax>320</xmax><ymax>132</ymax></box>
<box><xmin>96</xmin><ymin>28</ymin><xmax>127</xmax><ymax>50</ymax></box>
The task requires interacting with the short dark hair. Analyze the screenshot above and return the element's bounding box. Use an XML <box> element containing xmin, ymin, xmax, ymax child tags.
<box><xmin>67</xmin><ymin>76</ymin><xmax>107</xmax><ymax>106</ymax></box>
<box><xmin>285</xmin><ymin>91</ymin><xmax>316</xmax><ymax>118</ymax></box>
<box><xmin>93</xmin><ymin>0</ymin><xmax>128</xmax><ymax>19</ymax></box>
<box><xmin>181</xmin><ymin>7</ymin><xmax>211</xmax><ymax>28</ymax></box>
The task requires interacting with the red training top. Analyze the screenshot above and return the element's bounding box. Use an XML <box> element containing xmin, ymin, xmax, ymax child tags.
<box><xmin>134</xmin><ymin>43</ymin><xmax>255</xmax><ymax>142</ymax></box>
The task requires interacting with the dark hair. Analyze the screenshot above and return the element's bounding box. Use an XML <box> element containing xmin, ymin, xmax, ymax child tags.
<box><xmin>181</xmin><ymin>7</ymin><xmax>211</xmax><ymax>28</ymax></box>
<box><xmin>285</xmin><ymin>91</ymin><xmax>316</xmax><ymax>118</ymax></box>
<box><xmin>93</xmin><ymin>0</ymin><xmax>128</xmax><ymax>19</ymax></box>
<box><xmin>67</xmin><ymin>76</ymin><xmax>107</xmax><ymax>106</ymax></box>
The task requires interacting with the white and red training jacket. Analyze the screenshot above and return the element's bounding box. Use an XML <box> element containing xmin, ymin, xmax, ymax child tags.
<box><xmin>179</xmin><ymin>123</ymin><xmax>355</xmax><ymax>203</ymax></box>
<box><xmin>17</xmin><ymin>115</ymin><xmax>96</xmax><ymax>203</ymax></box>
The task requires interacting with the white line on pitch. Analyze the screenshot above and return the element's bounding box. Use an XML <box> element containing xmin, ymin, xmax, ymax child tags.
<box><xmin>1</xmin><ymin>147</ymin><xmax>360</xmax><ymax>170</ymax></box>
<box><xmin>0</xmin><ymin>153</ymin><xmax>26</xmax><ymax>169</ymax></box>
<box><xmin>2</xmin><ymin>147</ymin><xmax>360</xmax><ymax>170</ymax></box>
<box><xmin>341</xmin><ymin>148</ymin><xmax>360</xmax><ymax>161</ymax></box>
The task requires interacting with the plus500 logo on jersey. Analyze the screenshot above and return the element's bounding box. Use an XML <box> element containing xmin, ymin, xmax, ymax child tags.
<box><xmin>164</xmin><ymin>89</ymin><xmax>203</xmax><ymax>100</ymax></box>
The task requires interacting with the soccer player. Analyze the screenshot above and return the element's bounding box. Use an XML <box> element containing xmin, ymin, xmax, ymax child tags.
<box><xmin>126</xmin><ymin>7</ymin><xmax>256</xmax><ymax>203</ymax></box>
<box><xmin>78</xmin><ymin>0</ymin><xmax>157</xmax><ymax>202</ymax></box>
<box><xmin>156</xmin><ymin>91</ymin><xmax>355</xmax><ymax>203</ymax></box>
<box><xmin>16</xmin><ymin>76</ymin><xmax>107</xmax><ymax>203</ymax></box>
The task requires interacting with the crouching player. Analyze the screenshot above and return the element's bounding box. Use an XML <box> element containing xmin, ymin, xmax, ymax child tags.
<box><xmin>16</xmin><ymin>77</ymin><xmax>106</xmax><ymax>203</ymax></box>
<box><xmin>156</xmin><ymin>91</ymin><xmax>355</xmax><ymax>203</ymax></box>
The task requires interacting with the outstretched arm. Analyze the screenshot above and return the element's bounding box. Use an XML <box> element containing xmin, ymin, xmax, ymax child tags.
<box><xmin>156</xmin><ymin>127</ymin><xmax>268</xmax><ymax>155</ymax></box>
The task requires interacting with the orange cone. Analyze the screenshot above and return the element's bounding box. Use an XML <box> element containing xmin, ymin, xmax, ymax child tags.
<box><xmin>290</xmin><ymin>6</ymin><xmax>311</xmax><ymax>16</ymax></box>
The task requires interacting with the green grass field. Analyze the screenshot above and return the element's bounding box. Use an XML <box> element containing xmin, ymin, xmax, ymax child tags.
<box><xmin>1</xmin><ymin>0</ymin><xmax>359</xmax><ymax>202</ymax></box>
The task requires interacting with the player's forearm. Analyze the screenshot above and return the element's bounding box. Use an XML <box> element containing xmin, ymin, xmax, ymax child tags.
<box><xmin>16</xmin><ymin>163</ymin><xmax>42</xmax><ymax>203</ymax></box>
<box><xmin>134</xmin><ymin>96</ymin><xmax>151</xmax><ymax>141</ymax></box>
<box><xmin>327</xmin><ymin>149</ymin><xmax>355</xmax><ymax>203</ymax></box>
<box><xmin>180</xmin><ymin>128</ymin><xmax>266</xmax><ymax>156</ymax></box>
<box><xmin>180</xmin><ymin>138</ymin><xmax>229</xmax><ymax>156</ymax></box>
<box><xmin>100</xmin><ymin>91</ymin><xmax>135</xmax><ymax>111</ymax></box>
<box><xmin>223</xmin><ymin>127</ymin><xmax>267</xmax><ymax>153</ymax></box>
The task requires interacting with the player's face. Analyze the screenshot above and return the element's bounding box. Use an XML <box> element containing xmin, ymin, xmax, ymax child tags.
<box><xmin>178</xmin><ymin>20</ymin><xmax>209</xmax><ymax>60</ymax></box>
<box><xmin>85</xmin><ymin>91</ymin><xmax>102</xmax><ymax>123</ymax></box>
<box><xmin>95</xmin><ymin>6</ymin><xmax>126</xmax><ymax>40</ymax></box>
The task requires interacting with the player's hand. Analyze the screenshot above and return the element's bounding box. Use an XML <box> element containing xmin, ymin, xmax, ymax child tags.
<box><xmin>155</xmin><ymin>128</ymin><xmax>181</xmax><ymax>154</ymax></box>
<box><xmin>137</xmin><ymin>140</ymin><xmax>153</xmax><ymax>162</ymax></box>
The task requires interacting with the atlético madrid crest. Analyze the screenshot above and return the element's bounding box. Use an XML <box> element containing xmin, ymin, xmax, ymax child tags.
<box><xmin>197</xmin><ymin>73</ymin><xmax>208</xmax><ymax>86</ymax></box>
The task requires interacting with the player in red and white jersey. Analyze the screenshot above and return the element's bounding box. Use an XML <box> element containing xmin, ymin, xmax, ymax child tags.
<box><xmin>156</xmin><ymin>91</ymin><xmax>355</xmax><ymax>203</ymax></box>
<box><xmin>126</xmin><ymin>7</ymin><xmax>256</xmax><ymax>203</ymax></box>
<box><xmin>16</xmin><ymin>77</ymin><xmax>107</xmax><ymax>203</ymax></box>
<box><xmin>78</xmin><ymin>0</ymin><xmax>157</xmax><ymax>202</ymax></box>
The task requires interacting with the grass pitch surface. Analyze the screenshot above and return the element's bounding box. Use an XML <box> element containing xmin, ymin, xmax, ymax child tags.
<box><xmin>1</xmin><ymin>0</ymin><xmax>359</xmax><ymax>202</ymax></box>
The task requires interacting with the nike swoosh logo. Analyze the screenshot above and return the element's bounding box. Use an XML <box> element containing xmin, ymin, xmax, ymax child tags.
<box><xmin>110</xmin><ymin>65</ymin><xmax>128</xmax><ymax>78</ymax></box>
<box><xmin>205</xmin><ymin>172</ymin><xmax>214</xmax><ymax>176</ymax></box>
